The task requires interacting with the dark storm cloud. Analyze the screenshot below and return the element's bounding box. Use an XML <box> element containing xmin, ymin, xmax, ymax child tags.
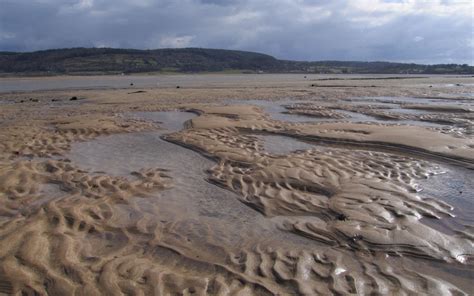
<box><xmin>0</xmin><ymin>0</ymin><xmax>472</xmax><ymax>64</ymax></box>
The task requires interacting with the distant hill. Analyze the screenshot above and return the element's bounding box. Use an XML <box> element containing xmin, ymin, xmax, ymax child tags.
<box><xmin>0</xmin><ymin>47</ymin><xmax>472</xmax><ymax>75</ymax></box>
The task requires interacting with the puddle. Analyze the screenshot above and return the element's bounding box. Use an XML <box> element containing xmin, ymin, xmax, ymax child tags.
<box><xmin>225</xmin><ymin>99</ymin><xmax>317</xmax><ymax>123</ymax></box>
<box><xmin>346</xmin><ymin>96</ymin><xmax>473</xmax><ymax>112</ymax></box>
<box><xmin>226</xmin><ymin>99</ymin><xmax>384</xmax><ymax>123</ymax></box>
<box><xmin>424</xmin><ymin>83</ymin><xmax>471</xmax><ymax>88</ymax></box>
<box><xmin>225</xmin><ymin>98</ymin><xmax>454</xmax><ymax>128</ymax></box>
<box><xmin>69</xmin><ymin>111</ymin><xmax>197</xmax><ymax>176</ymax></box>
<box><xmin>344</xmin><ymin>98</ymin><xmax>410</xmax><ymax>108</ymax></box>
<box><xmin>335</xmin><ymin>109</ymin><xmax>379</xmax><ymax>122</ymax></box>
<box><xmin>418</xmin><ymin>165</ymin><xmax>474</xmax><ymax>234</ymax></box>
<box><xmin>126</xmin><ymin>111</ymin><xmax>197</xmax><ymax>131</ymax></box>
<box><xmin>354</xmin><ymin>96</ymin><xmax>467</xmax><ymax>104</ymax></box>
<box><xmin>26</xmin><ymin>183</ymin><xmax>65</xmax><ymax>212</ymax></box>
<box><xmin>387</xmin><ymin>107</ymin><xmax>434</xmax><ymax>115</ymax></box>
<box><xmin>0</xmin><ymin>99</ymin><xmax>16</xmax><ymax>105</ymax></box>
<box><xmin>67</xmin><ymin>111</ymin><xmax>315</xmax><ymax>248</ymax></box>
<box><xmin>292</xmin><ymin>107</ymin><xmax>443</xmax><ymax>127</ymax></box>
<box><xmin>257</xmin><ymin>134</ymin><xmax>315</xmax><ymax>154</ymax></box>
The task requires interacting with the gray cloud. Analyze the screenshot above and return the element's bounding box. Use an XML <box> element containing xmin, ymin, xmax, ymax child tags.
<box><xmin>0</xmin><ymin>0</ymin><xmax>472</xmax><ymax>64</ymax></box>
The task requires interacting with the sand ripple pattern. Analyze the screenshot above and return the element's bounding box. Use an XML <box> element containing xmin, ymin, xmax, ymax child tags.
<box><xmin>166</xmin><ymin>127</ymin><xmax>473</xmax><ymax>294</ymax></box>
<box><xmin>0</xmin><ymin>112</ymin><xmax>472</xmax><ymax>295</ymax></box>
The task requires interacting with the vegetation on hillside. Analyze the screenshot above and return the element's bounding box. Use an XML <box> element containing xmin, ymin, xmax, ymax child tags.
<box><xmin>0</xmin><ymin>47</ymin><xmax>472</xmax><ymax>75</ymax></box>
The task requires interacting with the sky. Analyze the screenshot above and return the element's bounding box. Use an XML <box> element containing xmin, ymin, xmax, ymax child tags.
<box><xmin>0</xmin><ymin>0</ymin><xmax>473</xmax><ymax>64</ymax></box>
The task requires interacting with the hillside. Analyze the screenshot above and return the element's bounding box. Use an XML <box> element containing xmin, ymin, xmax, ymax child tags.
<box><xmin>0</xmin><ymin>47</ymin><xmax>472</xmax><ymax>75</ymax></box>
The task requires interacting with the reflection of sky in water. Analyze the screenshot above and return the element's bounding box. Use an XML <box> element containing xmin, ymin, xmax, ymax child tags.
<box><xmin>418</xmin><ymin>165</ymin><xmax>474</xmax><ymax>235</ymax></box>
<box><xmin>352</xmin><ymin>96</ymin><xmax>465</xmax><ymax>104</ymax></box>
<box><xmin>226</xmin><ymin>98</ymin><xmax>449</xmax><ymax>127</ymax></box>
<box><xmin>438</xmin><ymin>93</ymin><xmax>474</xmax><ymax>98</ymax></box>
<box><xmin>257</xmin><ymin>134</ymin><xmax>315</xmax><ymax>154</ymax></box>
<box><xmin>67</xmin><ymin>111</ymin><xmax>319</xmax><ymax>246</ymax></box>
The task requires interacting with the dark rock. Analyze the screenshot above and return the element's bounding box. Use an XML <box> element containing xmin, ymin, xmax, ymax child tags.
<box><xmin>176</xmin><ymin>85</ymin><xmax>181</xmax><ymax>89</ymax></box>
<box><xmin>70</xmin><ymin>96</ymin><xmax>78</xmax><ymax>101</ymax></box>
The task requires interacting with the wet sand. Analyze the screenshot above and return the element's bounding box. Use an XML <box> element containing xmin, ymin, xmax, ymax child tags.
<box><xmin>0</xmin><ymin>74</ymin><xmax>473</xmax><ymax>295</ymax></box>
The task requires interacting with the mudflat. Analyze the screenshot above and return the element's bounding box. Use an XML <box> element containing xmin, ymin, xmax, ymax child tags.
<box><xmin>0</xmin><ymin>74</ymin><xmax>473</xmax><ymax>295</ymax></box>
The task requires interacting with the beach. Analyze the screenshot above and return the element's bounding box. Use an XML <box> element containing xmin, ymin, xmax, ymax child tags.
<box><xmin>0</xmin><ymin>74</ymin><xmax>473</xmax><ymax>295</ymax></box>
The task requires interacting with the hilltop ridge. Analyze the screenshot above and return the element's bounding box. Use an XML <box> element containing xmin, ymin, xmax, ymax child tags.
<box><xmin>1</xmin><ymin>47</ymin><xmax>472</xmax><ymax>75</ymax></box>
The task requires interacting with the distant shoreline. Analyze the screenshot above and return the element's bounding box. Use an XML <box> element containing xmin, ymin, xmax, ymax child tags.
<box><xmin>1</xmin><ymin>72</ymin><xmax>472</xmax><ymax>79</ymax></box>
<box><xmin>2</xmin><ymin>47</ymin><xmax>472</xmax><ymax>76</ymax></box>
<box><xmin>1</xmin><ymin>73</ymin><xmax>473</xmax><ymax>94</ymax></box>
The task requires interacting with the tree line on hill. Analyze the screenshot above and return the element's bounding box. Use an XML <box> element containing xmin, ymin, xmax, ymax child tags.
<box><xmin>0</xmin><ymin>47</ymin><xmax>472</xmax><ymax>75</ymax></box>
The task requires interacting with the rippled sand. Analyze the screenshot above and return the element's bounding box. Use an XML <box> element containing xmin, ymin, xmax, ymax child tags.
<box><xmin>0</xmin><ymin>75</ymin><xmax>473</xmax><ymax>295</ymax></box>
